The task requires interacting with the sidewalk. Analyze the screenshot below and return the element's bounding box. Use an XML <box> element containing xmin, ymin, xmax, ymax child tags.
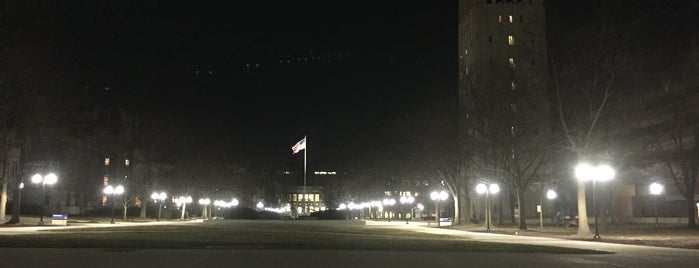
<box><xmin>449</xmin><ymin>222</ymin><xmax>699</xmax><ymax>250</ymax></box>
<box><xmin>0</xmin><ymin>215</ymin><xmax>202</xmax><ymax>234</ymax></box>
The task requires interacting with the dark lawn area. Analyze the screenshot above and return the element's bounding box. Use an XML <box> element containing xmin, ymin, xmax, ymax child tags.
<box><xmin>0</xmin><ymin>220</ymin><xmax>604</xmax><ymax>254</ymax></box>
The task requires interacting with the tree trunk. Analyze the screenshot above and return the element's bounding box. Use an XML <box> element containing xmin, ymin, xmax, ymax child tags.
<box><xmin>517</xmin><ymin>187</ymin><xmax>527</xmax><ymax>230</ymax></box>
<box><xmin>8</xmin><ymin>187</ymin><xmax>21</xmax><ymax>224</ymax></box>
<box><xmin>498</xmin><ymin>192</ymin><xmax>504</xmax><ymax>225</ymax></box>
<box><xmin>0</xmin><ymin>181</ymin><xmax>7</xmax><ymax>220</ymax></box>
<box><xmin>509</xmin><ymin>190</ymin><xmax>516</xmax><ymax>224</ymax></box>
<box><xmin>452</xmin><ymin>194</ymin><xmax>460</xmax><ymax>225</ymax></box>
<box><xmin>687</xmin><ymin>197</ymin><xmax>697</xmax><ymax>227</ymax></box>
<box><xmin>576</xmin><ymin>180</ymin><xmax>592</xmax><ymax>235</ymax></box>
<box><xmin>459</xmin><ymin>186</ymin><xmax>469</xmax><ymax>224</ymax></box>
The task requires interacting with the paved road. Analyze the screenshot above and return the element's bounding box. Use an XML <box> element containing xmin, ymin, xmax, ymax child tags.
<box><xmin>1</xmin><ymin>220</ymin><xmax>697</xmax><ymax>267</ymax></box>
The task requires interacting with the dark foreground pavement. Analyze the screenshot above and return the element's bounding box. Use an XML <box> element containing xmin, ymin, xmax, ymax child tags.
<box><xmin>1</xmin><ymin>247</ymin><xmax>698</xmax><ymax>268</ymax></box>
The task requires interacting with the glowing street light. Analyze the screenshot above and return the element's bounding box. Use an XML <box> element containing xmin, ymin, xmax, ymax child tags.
<box><xmin>177</xmin><ymin>196</ymin><xmax>193</xmax><ymax>220</ymax></box>
<box><xmin>575</xmin><ymin>163</ymin><xmax>615</xmax><ymax>240</ymax></box>
<box><xmin>151</xmin><ymin>192</ymin><xmax>167</xmax><ymax>221</ymax></box>
<box><xmin>476</xmin><ymin>183</ymin><xmax>499</xmax><ymax>231</ymax></box>
<box><xmin>31</xmin><ymin>173</ymin><xmax>58</xmax><ymax>225</ymax></box>
<box><xmin>199</xmin><ymin>198</ymin><xmax>211</xmax><ymax>220</ymax></box>
<box><xmin>538</xmin><ymin>189</ymin><xmax>557</xmax><ymax>229</ymax></box>
<box><xmin>649</xmin><ymin>183</ymin><xmax>664</xmax><ymax>227</ymax></box>
<box><xmin>103</xmin><ymin>185</ymin><xmax>125</xmax><ymax>224</ymax></box>
<box><xmin>430</xmin><ymin>191</ymin><xmax>448</xmax><ymax>227</ymax></box>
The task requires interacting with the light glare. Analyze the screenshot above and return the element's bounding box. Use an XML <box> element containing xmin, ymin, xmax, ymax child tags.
<box><xmin>649</xmin><ymin>183</ymin><xmax>664</xmax><ymax>195</ymax></box>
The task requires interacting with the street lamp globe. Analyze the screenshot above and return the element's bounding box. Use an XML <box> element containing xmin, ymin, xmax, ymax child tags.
<box><xmin>231</xmin><ymin>198</ymin><xmax>239</xmax><ymax>207</ymax></box>
<box><xmin>151</xmin><ymin>192</ymin><xmax>159</xmax><ymax>200</ymax></box>
<box><xmin>476</xmin><ymin>183</ymin><xmax>487</xmax><ymax>194</ymax></box>
<box><xmin>44</xmin><ymin>173</ymin><xmax>58</xmax><ymax>185</ymax></box>
<box><xmin>103</xmin><ymin>185</ymin><xmax>114</xmax><ymax>195</ymax></box>
<box><xmin>575</xmin><ymin>163</ymin><xmax>595</xmax><ymax>181</ymax></box>
<box><xmin>114</xmin><ymin>185</ymin><xmax>125</xmax><ymax>195</ymax></box>
<box><xmin>597</xmin><ymin>165</ymin><xmax>615</xmax><ymax>181</ymax></box>
<box><xmin>488</xmin><ymin>184</ymin><xmax>500</xmax><ymax>194</ymax></box>
<box><xmin>257</xmin><ymin>201</ymin><xmax>264</xmax><ymax>209</ymax></box>
<box><xmin>649</xmin><ymin>183</ymin><xmax>663</xmax><ymax>195</ymax></box>
<box><xmin>546</xmin><ymin>189</ymin><xmax>558</xmax><ymax>200</ymax></box>
<box><xmin>31</xmin><ymin>174</ymin><xmax>43</xmax><ymax>184</ymax></box>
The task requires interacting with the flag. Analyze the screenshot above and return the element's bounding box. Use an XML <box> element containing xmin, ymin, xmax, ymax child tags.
<box><xmin>292</xmin><ymin>137</ymin><xmax>306</xmax><ymax>154</ymax></box>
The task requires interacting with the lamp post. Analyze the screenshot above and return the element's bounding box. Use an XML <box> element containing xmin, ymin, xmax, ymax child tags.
<box><xmin>430</xmin><ymin>191</ymin><xmax>448</xmax><ymax>227</ymax></box>
<box><xmin>151</xmin><ymin>192</ymin><xmax>167</xmax><ymax>221</ymax></box>
<box><xmin>400</xmin><ymin>196</ymin><xmax>415</xmax><ymax>224</ymax></box>
<box><xmin>199</xmin><ymin>198</ymin><xmax>211</xmax><ymax>220</ymax></box>
<box><xmin>540</xmin><ymin>189</ymin><xmax>557</xmax><ymax>228</ymax></box>
<box><xmin>476</xmin><ymin>183</ymin><xmax>499</xmax><ymax>231</ymax></box>
<box><xmin>178</xmin><ymin>196</ymin><xmax>193</xmax><ymax>220</ymax></box>
<box><xmin>103</xmin><ymin>185</ymin><xmax>125</xmax><ymax>224</ymax></box>
<box><xmin>575</xmin><ymin>163</ymin><xmax>615</xmax><ymax>240</ymax></box>
<box><xmin>649</xmin><ymin>183</ymin><xmax>664</xmax><ymax>228</ymax></box>
<box><xmin>31</xmin><ymin>173</ymin><xmax>58</xmax><ymax>225</ymax></box>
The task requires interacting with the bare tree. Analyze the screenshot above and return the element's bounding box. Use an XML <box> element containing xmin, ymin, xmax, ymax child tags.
<box><xmin>641</xmin><ymin>85</ymin><xmax>699</xmax><ymax>227</ymax></box>
<box><xmin>548</xmin><ymin>1</ymin><xmax>640</xmax><ymax>235</ymax></box>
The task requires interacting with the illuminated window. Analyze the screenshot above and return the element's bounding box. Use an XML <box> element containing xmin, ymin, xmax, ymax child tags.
<box><xmin>508</xmin><ymin>15</ymin><xmax>513</xmax><ymax>23</ymax></box>
<box><xmin>385</xmin><ymin>191</ymin><xmax>392</xmax><ymax>196</ymax></box>
<box><xmin>498</xmin><ymin>15</ymin><xmax>502</xmax><ymax>22</ymax></box>
<box><xmin>103</xmin><ymin>176</ymin><xmax>109</xmax><ymax>186</ymax></box>
<box><xmin>314</xmin><ymin>194</ymin><xmax>320</xmax><ymax>201</ymax></box>
<box><xmin>134</xmin><ymin>197</ymin><xmax>142</xmax><ymax>207</ymax></box>
<box><xmin>465</xmin><ymin>67</ymin><xmax>469</xmax><ymax>75</ymax></box>
<box><xmin>104</xmin><ymin>157</ymin><xmax>110</xmax><ymax>166</ymax></box>
<box><xmin>102</xmin><ymin>195</ymin><xmax>108</xmax><ymax>206</ymax></box>
<box><xmin>508</xmin><ymin>57</ymin><xmax>515</xmax><ymax>67</ymax></box>
<box><xmin>511</xmin><ymin>82</ymin><xmax>516</xmax><ymax>90</ymax></box>
<box><xmin>125</xmin><ymin>159</ymin><xmax>130</xmax><ymax>166</ymax></box>
<box><xmin>293</xmin><ymin>194</ymin><xmax>298</xmax><ymax>201</ymax></box>
<box><xmin>508</xmin><ymin>35</ymin><xmax>515</xmax><ymax>45</ymax></box>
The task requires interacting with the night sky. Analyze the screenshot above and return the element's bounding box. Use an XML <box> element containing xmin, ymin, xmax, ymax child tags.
<box><xmin>10</xmin><ymin>1</ymin><xmax>697</xmax><ymax>176</ymax></box>
<box><xmin>64</xmin><ymin>1</ymin><xmax>458</xmax><ymax>171</ymax></box>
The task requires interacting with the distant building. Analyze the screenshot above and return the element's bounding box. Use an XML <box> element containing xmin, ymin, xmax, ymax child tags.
<box><xmin>458</xmin><ymin>0</ymin><xmax>550</xmax><ymax>221</ymax></box>
<box><xmin>101</xmin><ymin>153</ymin><xmax>133</xmax><ymax>207</ymax></box>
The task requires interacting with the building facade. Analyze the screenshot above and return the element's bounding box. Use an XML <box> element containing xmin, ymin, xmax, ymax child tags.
<box><xmin>458</xmin><ymin>0</ymin><xmax>550</xmax><ymax>222</ymax></box>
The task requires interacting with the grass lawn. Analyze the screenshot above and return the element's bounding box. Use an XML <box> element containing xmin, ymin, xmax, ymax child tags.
<box><xmin>0</xmin><ymin>221</ymin><xmax>606</xmax><ymax>254</ymax></box>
